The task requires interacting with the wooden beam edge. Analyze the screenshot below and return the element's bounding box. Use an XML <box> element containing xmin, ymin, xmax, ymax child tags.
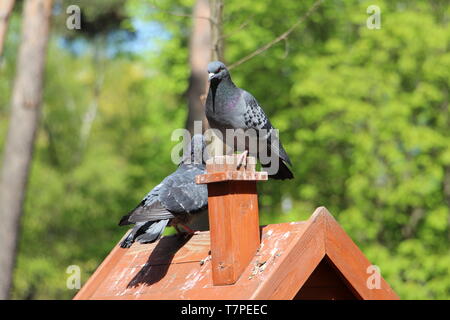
<box><xmin>322</xmin><ymin>208</ymin><xmax>400</xmax><ymax>300</ymax></box>
<box><xmin>250</xmin><ymin>211</ymin><xmax>327</xmax><ymax>299</ymax></box>
<box><xmin>196</xmin><ymin>171</ymin><xmax>268</xmax><ymax>184</ymax></box>
<box><xmin>73</xmin><ymin>233</ymin><xmax>129</xmax><ymax>300</ymax></box>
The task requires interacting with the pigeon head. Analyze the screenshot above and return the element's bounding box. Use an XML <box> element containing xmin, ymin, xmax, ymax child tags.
<box><xmin>182</xmin><ymin>134</ymin><xmax>208</xmax><ymax>165</ymax></box>
<box><xmin>207</xmin><ymin>61</ymin><xmax>230</xmax><ymax>82</ymax></box>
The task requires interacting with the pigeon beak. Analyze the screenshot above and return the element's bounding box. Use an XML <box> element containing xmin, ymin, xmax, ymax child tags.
<box><xmin>208</xmin><ymin>72</ymin><xmax>215</xmax><ymax>81</ymax></box>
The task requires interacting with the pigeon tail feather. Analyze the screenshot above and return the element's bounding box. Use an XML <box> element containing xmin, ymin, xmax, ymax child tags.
<box><xmin>118</xmin><ymin>214</ymin><xmax>132</xmax><ymax>226</ymax></box>
<box><xmin>135</xmin><ymin>219</ymin><xmax>169</xmax><ymax>244</ymax></box>
<box><xmin>120</xmin><ymin>219</ymin><xmax>170</xmax><ymax>248</ymax></box>
<box><xmin>264</xmin><ymin>159</ymin><xmax>294</xmax><ymax>180</ymax></box>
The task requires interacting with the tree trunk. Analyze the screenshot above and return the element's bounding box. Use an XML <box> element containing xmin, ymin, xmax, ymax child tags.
<box><xmin>186</xmin><ymin>0</ymin><xmax>224</xmax><ymax>231</ymax></box>
<box><xmin>184</xmin><ymin>0</ymin><xmax>211</xmax><ymax>135</ymax></box>
<box><xmin>209</xmin><ymin>0</ymin><xmax>224</xmax><ymax>62</ymax></box>
<box><xmin>0</xmin><ymin>0</ymin><xmax>15</xmax><ymax>58</ymax></box>
<box><xmin>204</xmin><ymin>0</ymin><xmax>225</xmax><ymax>156</ymax></box>
<box><xmin>79</xmin><ymin>36</ymin><xmax>105</xmax><ymax>156</ymax></box>
<box><xmin>185</xmin><ymin>0</ymin><xmax>225</xmax><ymax>135</ymax></box>
<box><xmin>0</xmin><ymin>0</ymin><xmax>53</xmax><ymax>300</ymax></box>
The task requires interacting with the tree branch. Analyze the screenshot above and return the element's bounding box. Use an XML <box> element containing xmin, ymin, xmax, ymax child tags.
<box><xmin>209</xmin><ymin>0</ymin><xmax>224</xmax><ymax>61</ymax></box>
<box><xmin>219</xmin><ymin>15</ymin><xmax>254</xmax><ymax>41</ymax></box>
<box><xmin>149</xmin><ymin>0</ymin><xmax>217</xmax><ymax>25</ymax></box>
<box><xmin>228</xmin><ymin>0</ymin><xmax>324</xmax><ymax>70</ymax></box>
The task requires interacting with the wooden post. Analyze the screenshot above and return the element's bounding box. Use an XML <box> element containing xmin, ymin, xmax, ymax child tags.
<box><xmin>196</xmin><ymin>155</ymin><xmax>267</xmax><ymax>285</ymax></box>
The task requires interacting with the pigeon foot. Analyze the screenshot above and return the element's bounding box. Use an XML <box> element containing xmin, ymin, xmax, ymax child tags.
<box><xmin>236</xmin><ymin>150</ymin><xmax>249</xmax><ymax>170</ymax></box>
<box><xmin>174</xmin><ymin>224</ymin><xmax>198</xmax><ymax>240</ymax></box>
<box><xmin>120</xmin><ymin>238</ymin><xmax>133</xmax><ymax>248</ymax></box>
<box><xmin>179</xmin><ymin>223</ymin><xmax>196</xmax><ymax>235</ymax></box>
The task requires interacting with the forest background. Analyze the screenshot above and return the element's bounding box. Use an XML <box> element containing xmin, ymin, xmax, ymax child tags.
<box><xmin>0</xmin><ymin>0</ymin><xmax>449</xmax><ymax>299</ymax></box>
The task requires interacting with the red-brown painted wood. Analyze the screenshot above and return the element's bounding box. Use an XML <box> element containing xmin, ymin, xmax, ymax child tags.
<box><xmin>73</xmin><ymin>205</ymin><xmax>400</xmax><ymax>298</ymax></box>
<box><xmin>196</xmin><ymin>155</ymin><xmax>266</xmax><ymax>285</ymax></box>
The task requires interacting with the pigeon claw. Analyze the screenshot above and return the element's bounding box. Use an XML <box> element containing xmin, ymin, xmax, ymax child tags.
<box><xmin>175</xmin><ymin>224</ymin><xmax>198</xmax><ymax>241</ymax></box>
<box><xmin>120</xmin><ymin>239</ymin><xmax>133</xmax><ymax>248</ymax></box>
<box><xmin>236</xmin><ymin>150</ymin><xmax>249</xmax><ymax>170</ymax></box>
<box><xmin>179</xmin><ymin>223</ymin><xmax>196</xmax><ymax>235</ymax></box>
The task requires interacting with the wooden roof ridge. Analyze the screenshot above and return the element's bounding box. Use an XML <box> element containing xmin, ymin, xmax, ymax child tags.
<box><xmin>250</xmin><ymin>206</ymin><xmax>399</xmax><ymax>299</ymax></box>
<box><xmin>73</xmin><ymin>206</ymin><xmax>399</xmax><ymax>300</ymax></box>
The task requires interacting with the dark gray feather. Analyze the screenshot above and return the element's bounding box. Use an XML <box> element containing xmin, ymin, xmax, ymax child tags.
<box><xmin>205</xmin><ymin>61</ymin><xmax>294</xmax><ymax>180</ymax></box>
<box><xmin>135</xmin><ymin>219</ymin><xmax>170</xmax><ymax>244</ymax></box>
<box><xmin>119</xmin><ymin>134</ymin><xmax>209</xmax><ymax>247</ymax></box>
<box><xmin>159</xmin><ymin>165</ymin><xmax>208</xmax><ymax>214</ymax></box>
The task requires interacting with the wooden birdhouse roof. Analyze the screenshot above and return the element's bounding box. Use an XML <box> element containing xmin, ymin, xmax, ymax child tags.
<box><xmin>74</xmin><ymin>206</ymin><xmax>399</xmax><ymax>300</ymax></box>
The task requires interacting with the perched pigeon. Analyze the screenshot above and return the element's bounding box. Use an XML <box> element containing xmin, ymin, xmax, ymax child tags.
<box><xmin>205</xmin><ymin>61</ymin><xmax>294</xmax><ymax>180</ymax></box>
<box><xmin>118</xmin><ymin>134</ymin><xmax>208</xmax><ymax>248</ymax></box>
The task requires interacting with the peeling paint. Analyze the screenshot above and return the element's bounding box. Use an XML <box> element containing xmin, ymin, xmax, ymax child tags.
<box><xmin>76</xmin><ymin>220</ymin><xmax>312</xmax><ymax>299</ymax></box>
<box><xmin>249</xmin><ymin>259</ymin><xmax>269</xmax><ymax>279</ymax></box>
<box><xmin>184</xmin><ymin>269</ymin><xmax>198</xmax><ymax>280</ymax></box>
<box><xmin>258</xmin><ymin>242</ymin><xmax>265</xmax><ymax>251</ymax></box>
<box><xmin>180</xmin><ymin>269</ymin><xmax>205</xmax><ymax>291</ymax></box>
<box><xmin>282</xmin><ymin>231</ymin><xmax>291</xmax><ymax>239</ymax></box>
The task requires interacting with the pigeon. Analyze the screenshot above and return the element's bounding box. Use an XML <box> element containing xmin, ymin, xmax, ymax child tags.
<box><xmin>205</xmin><ymin>61</ymin><xmax>294</xmax><ymax>180</ymax></box>
<box><xmin>118</xmin><ymin>134</ymin><xmax>209</xmax><ymax>248</ymax></box>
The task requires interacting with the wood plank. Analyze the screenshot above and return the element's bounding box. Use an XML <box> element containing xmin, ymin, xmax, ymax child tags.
<box><xmin>75</xmin><ymin>206</ymin><xmax>400</xmax><ymax>300</ymax></box>
<box><xmin>250</xmin><ymin>208</ymin><xmax>327</xmax><ymax>299</ymax></box>
<box><xmin>82</xmin><ymin>222</ymin><xmax>308</xmax><ymax>300</ymax></box>
<box><xmin>322</xmin><ymin>208</ymin><xmax>400</xmax><ymax>300</ymax></box>
<box><xmin>126</xmin><ymin>231</ymin><xmax>210</xmax><ymax>265</ymax></box>
<box><xmin>73</xmin><ymin>234</ymin><xmax>129</xmax><ymax>299</ymax></box>
<box><xmin>207</xmin><ymin>180</ymin><xmax>261</xmax><ymax>285</ymax></box>
<box><xmin>199</xmin><ymin>154</ymin><xmax>264</xmax><ymax>286</ymax></box>
<box><xmin>196</xmin><ymin>171</ymin><xmax>268</xmax><ymax>183</ymax></box>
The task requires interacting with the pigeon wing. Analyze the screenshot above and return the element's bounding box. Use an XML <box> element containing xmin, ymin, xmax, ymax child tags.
<box><xmin>159</xmin><ymin>165</ymin><xmax>208</xmax><ymax>214</ymax></box>
<box><xmin>242</xmin><ymin>90</ymin><xmax>292</xmax><ymax>166</ymax></box>
<box><xmin>118</xmin><ymin>182</ymin><xmax>174</xmax><ymax>226</ymax></box>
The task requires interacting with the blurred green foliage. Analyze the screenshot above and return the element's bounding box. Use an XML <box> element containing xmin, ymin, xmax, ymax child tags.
<box><xmin>0</xmin><ymin>0</ymin><xmax>448</xmax><ymax>299</ymax></box>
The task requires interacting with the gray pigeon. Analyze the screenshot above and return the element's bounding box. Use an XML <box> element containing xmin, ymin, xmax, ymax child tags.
<box><xmin>118</xmin><ymin>134</ymin><xmax>208</xmax><ymax>248</ymax></box>
<box><xmin>206</xmin><ymin>61</ymin><xmax>294</xmax><ymax>180</ymax></box>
